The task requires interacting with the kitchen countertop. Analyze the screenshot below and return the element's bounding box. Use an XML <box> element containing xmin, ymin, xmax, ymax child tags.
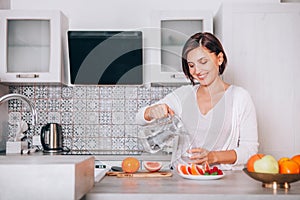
<box><xmin>85</xmin><ymin>170</ymin><xmax>300</xmax><ymax>200</ymax></box>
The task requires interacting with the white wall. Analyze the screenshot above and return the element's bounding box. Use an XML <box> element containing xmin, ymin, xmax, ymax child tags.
<box><xmin>10</xmin><ymin>0</ymin><xmax>278</xmax><ymax>29</ymax></box>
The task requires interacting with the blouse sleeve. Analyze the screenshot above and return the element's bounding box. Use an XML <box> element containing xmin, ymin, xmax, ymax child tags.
<box><xmin>232</xmin><ymin>88</ymin><xmax>259</xmax><ymax>168</ymax></box>
<box><xmin>135</xmin><ymin>86</ymin><xmax>188</xmax><ymax>125</ymax></box>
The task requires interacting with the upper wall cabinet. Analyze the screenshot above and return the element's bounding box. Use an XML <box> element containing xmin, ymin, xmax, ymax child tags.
<box><xmin>0</xmin><ymin>10</ymin><xmax>68</xmax><ymax>84</ymax></box>
<box><xmin>144</xmin><ymin>10</ymin><xmax>213</xmax><ymax>86</ymax></box>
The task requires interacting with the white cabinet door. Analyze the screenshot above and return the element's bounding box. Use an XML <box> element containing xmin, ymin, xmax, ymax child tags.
<box><xmin>215</xmin><ymin>3</ymin><xmax>300</xmax><ymax>157</ymax></box>
<box><xmin>0</xmin><ymin>10</ymin><xmax>68</xmax><ymax>84</ymax></box>
<box><xmin>144</xmin><ymin>10</ymin><xmax>213</xmax><ymax>86</ymax></box>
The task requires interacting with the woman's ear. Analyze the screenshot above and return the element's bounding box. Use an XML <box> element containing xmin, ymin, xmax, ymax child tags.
<box><xmin>217</xmin><ymin>52</ymin><xmax>224</xmax><ymax>65</ymax></box>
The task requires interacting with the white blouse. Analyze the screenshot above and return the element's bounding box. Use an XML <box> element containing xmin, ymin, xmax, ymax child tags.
<box><xmin>136</xmin><ymin>85</ymin><xmax>259</xmax><ymax>170</ymax></box>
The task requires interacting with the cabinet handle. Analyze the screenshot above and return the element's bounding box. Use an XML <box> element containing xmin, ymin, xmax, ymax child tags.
<box><xmin>16</xmin><ymin>74</ymin><xmax>40</xmax><ymax>78</ymax></box>
<box><xmin>170</xmin><ymin>74</ymin><xmax>186</xmax><ymax>79</ymax></box>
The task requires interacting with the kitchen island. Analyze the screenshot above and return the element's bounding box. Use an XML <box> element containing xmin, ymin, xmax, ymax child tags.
<box><xmin>85</xmin><ymin>170</ymin><xmax>300</xmax><ymax>200</ymax></box>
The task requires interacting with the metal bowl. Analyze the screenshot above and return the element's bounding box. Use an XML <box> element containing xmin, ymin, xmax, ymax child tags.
<box><xmin>243</xmin><ymin>168</ymin><xmax>300</xmax><ymax>189</ymax></box>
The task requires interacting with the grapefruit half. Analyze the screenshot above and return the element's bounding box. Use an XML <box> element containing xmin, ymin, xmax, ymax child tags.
<box><xmin>144</xmin><ymin>161</ymin><xmax>162</xmax><ymax>172</ymax></box>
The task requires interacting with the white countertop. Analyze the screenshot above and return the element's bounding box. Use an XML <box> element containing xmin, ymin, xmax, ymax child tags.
<box><xmin>85</xmin><ymin>170</ymin><xmax>300</xmax><ymax>200</ymax></box>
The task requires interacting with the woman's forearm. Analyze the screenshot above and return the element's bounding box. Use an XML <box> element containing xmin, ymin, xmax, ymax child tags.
<box><xmin>208</xmin><ymin>150</ymin><xmax>237</xmax><ymax>165</ymax></box>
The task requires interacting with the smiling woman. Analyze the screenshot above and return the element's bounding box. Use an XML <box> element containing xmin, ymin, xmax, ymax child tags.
<box><xmin>136</xmin><ymin>32</ymin><xmax>259</xmax><ymax>170</ymax></box>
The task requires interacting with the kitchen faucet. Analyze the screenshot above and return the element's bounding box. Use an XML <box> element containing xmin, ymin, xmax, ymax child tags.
<box><xmin>0</xmin><ymin>93</ymin><xmax>37</xmax><ymax>126</ymax></box>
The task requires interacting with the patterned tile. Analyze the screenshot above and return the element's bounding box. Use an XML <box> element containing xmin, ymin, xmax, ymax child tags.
<box><xmin>48</xmin><ymin>99</ymin><xmax>60</xmax><ymax>111</ymax></box>
<box><xmin>111</xmin><ymin>125</ymin><xmax>125</xmax><ymax>137</ymax></box>
<box><xmin>61</xmin><ymin>99</ymin><xmax>73</xmax><ymax>112</ymax></box>
<box><xmin>8</xmin><ymin>112</ymin><xmax>21</xmax><ymax>125</ymax></box>
<box><xmin>99</xmin><ymin>87</ymin><xmax>112</xmax><ymax>99</ymax></box>
<box><xmin>73</xmin><ymin>99</ymin><xmax>86</xmax><ymax>111</ymax></box>
<box><xmin>112</xmin><ymin>137</ymin><xmax>125</xmax><ymax>150</ymax></box>
<box><xmin>61</xmin><ymin>112</ymin><xmax>73</xmax><ymax>125</ymax></box>
<box><xmin>112</xmin><ymin>112</ymin><xmax>124</xmax><ymax>124</ymax></box>
<box><xmin>86</xmin><ymin>86</ymin><xmax>99</xmax><ymax>99</ymax></box>
<box><xmin>48</xmin><ymin>86</ymin><xmax>61</xmax><ymax>99</ymax></box>
<box><xmin>21</xmin><ymin>111</ymin><xmax>33</xmax><ymax>125</ymax></box>
<box><xmin>22</xmin><ymin>86</ymin><xmax>34</xmax><ymax>98</ymax></box>
<box><xmin>48</xmin><ymin>112</ymin><xmax>61</xmax><ymax>123</ymax></box>
<box><xmin>99</xmin><ymin>99</ymin><xmax>112</xmax><ymax>111</ymax></box>
<box><xmin>86</xmin><ymin>112</ymin><xmax>99</xmax><ymax>124</ymax></box>
<box><xmin>125</xmin><ymin>137</ymin><xmax>138</xmax><ymax>151</ymax></box>
<box><xmin>62</xmin><ymin>86</ymin><xmax>73</xmax><ymax>99</ymax></box>
<box><xmin>62</xmin><ymin>124</ymin><xmax>73</xmax><ymax>137</ymax></box>
<box><xmin>74</xmin><ymin>86</ymin><xmax>87</xmax><ymax>98</ymax></box>
<box><xmin>73</xmin><ymin>111</ymin><xmax>86</xmax><ymax>124</ymax></box>
<box><xmin>35</xmin><ymin>85</ymin><xmax>48</xmax><ymax>99</ymax></box>
<box><xmin>35</xmin><ymin>99</ymin><xmax>48</xmax><ymax>112</ymax></box>
<box><xmin>8</xmin><ymin>99</ymin><xmax>21</xmax><ymax>112</ymax></box>
<box><xmin>125</xmin><ymin>86</ymin><xmax>138</xmax><ymax>99</ymax></box>
<box><xmin>99</xmin><ymin>111</ymin><xmax>112</xmax><ymax>124</ymax></box>
<box><xmin>112</xmin><ymin>99</ymin><xmax>125</xmax><ymax>112</ymax></box>
<box><xmin>98</xmin><ymin>137</ymin><xmax>112</xmax><ymax>150</ymax></box>
<box><xmin>125</xmin><ymin>125</ymin><xmax>138</xmax><ymax>137</ymax></box>
<box><xmin>37</xmin><ymin>111</ymin><xmax>48</xmax><ymax>125</ymax></box>
<box><xmin>99</xmin><ymin>125</ymin><xmax>111</xmax><ymax>137</ymax></box>
<box><xmin>86</xmin><ymin>99</ymin><xmax>99</xmax><ymax>111</ymax></box>
<box><xmin>112</xmin><ymin>87</ymin><xmax>125</xmax><ymax>99</ymax></box>
<box><xmin>86</xmin><ymin>124</ymin><xmax>99</xmax><ymax>137</ymax></box>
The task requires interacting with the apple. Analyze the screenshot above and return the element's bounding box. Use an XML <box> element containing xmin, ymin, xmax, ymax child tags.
<box><xmin>254</xmin><ymin>155</ymin><xmax>279</xmax><ymax>174</ymax></box>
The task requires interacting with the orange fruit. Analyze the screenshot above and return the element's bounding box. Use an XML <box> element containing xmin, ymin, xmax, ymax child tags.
<box><xmin>144</xmin><ymin>161</ymin><xmax>162</xmax><ymax>172</ymax></box>
<box><xmin>278</xmin><ymin>157</ymin><xmax>290</xmax><ymax>165</ymax></box>
<box><xmin>279</xmin><ymin>159</ymin><xmax>300</xmax><ymax>174</ymax></box>
<box><xmin>291</xmin><ymin>154</ymin><xmax>300</xmax><ymax>166</ymax></box>
<box><xmin>247</xmin><ymin>153</ymin><xmax>265</xmax><ymax>172</ymax></box>
<box><xmin>122</xmin><ymin>157</ymin><xmax>140</xmax><ymax>173</ymax></box>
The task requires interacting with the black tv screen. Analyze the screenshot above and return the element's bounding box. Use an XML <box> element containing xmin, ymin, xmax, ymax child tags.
<box><xmin>68</xmin><ymin>31</ymin><xmax>143</xmax><ymax>85</ymax></box>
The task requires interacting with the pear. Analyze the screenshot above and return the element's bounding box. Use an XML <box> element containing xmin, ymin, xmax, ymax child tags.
<box><xmin>254</xmin><ymin>155</ymin><xmax>279</xmax><ymax>173</ymax></box>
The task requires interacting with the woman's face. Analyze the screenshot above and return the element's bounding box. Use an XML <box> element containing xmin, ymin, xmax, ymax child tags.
<box><xmin>187</xmin><ymin>46</ymin><xmax>223</xmax><ymax>86</ymax></box>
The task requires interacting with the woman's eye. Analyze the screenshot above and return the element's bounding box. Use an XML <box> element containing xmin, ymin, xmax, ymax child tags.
<box><xmin>200</xmin><ymin>59</ymin><xmax>208</xmax><ymax>64</ymax></box>
<box><xmin>188</xmin><ymin>64</ymin><xmax>194</xmax><ymax>68</ymax></box>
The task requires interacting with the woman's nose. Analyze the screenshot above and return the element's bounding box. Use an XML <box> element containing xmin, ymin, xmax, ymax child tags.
<box><xmin>194</xmin><ymin>64</ymin><xmax>202</xmax><ymax>73</ymax></box>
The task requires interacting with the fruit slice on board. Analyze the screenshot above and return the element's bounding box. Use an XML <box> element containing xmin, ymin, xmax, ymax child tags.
<box><xmin>122</xmin><ymin>157</ymin><xmax>140</xmax><ymax>173</ymax></box>
<box><xmin>144</xmin><ymin>161</ymin><xmax>163</xmax><ymax>172</ymax></box>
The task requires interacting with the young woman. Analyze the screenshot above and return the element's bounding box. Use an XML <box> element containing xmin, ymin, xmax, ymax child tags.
<box><xmin>136</xmin><ymin>32</ymin><xmax>258</xmax><ymax>170</ymax></box>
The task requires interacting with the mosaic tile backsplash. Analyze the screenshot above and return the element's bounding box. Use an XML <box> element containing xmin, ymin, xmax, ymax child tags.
<box><xmin>6</xmin><ymin>85</ymin><xmax>176</xmax><ymax>154</ymax></box>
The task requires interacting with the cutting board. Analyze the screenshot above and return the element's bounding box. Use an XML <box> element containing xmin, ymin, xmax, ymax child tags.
<box><xmin>106</xmin><ymin>171</ymin><xmax>173</xmax><ymax>178</ymax></box>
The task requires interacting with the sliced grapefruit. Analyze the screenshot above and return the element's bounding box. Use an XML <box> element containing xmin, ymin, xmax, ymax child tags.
<box><xmin>177</xmin><ymin>164</ymin><xmax>189</xmax><ymax>175</ymax></box>
<box><xmin>144</xmin><ymin>161</ymin><xmax>162</xmax><ymax>172</ymax></box>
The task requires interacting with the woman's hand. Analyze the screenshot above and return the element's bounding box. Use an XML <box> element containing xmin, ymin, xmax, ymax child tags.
<box><xmin>144</xmin><ymin>104</ymin><xmax>175</xmax><ymax>121</ymax></box>
<box><xmin>188</xmin><ymin>148</ymin><xmax>217</xmax><ymax>165</ymax></box>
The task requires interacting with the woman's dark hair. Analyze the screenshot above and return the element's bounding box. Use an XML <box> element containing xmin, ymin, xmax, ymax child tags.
<box><xmin>182</xmin><ymin>32</ymin><xmax>227</xmax><ymax>85</ymax></box>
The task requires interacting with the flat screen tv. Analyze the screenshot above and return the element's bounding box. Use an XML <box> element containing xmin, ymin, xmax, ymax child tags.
<box><xmin>67</xmin><ymin>31</ymin><xmax>143</xmax><ymax>85</ymax></box>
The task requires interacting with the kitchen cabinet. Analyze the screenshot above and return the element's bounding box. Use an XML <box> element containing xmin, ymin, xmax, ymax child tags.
<box><xmin>214</xmin><ymin>3</ymin><xmax>300</xmax><ymax>158</ymax></box>
<box><xmin>0</xmin><ymin>10</ymin><xmax>68</xmax><ymax>84</ymax></box>
<box><xmin>144</xmin><ymin>10</ymin><xmax>213</xmax><ymax>86</ymax></box>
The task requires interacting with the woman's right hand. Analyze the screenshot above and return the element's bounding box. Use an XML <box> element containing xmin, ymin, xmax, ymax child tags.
<box><xmin>144</xmin><ymin>104</ymin><xmax>175</xmax><ymax>121</ymax></box>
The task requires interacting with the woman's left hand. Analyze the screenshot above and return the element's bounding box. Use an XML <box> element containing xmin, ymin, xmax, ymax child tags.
<box><xmin>188</xmin><ymin>148</ymin><xmax>216</xmax><ymax>165</ymax></box>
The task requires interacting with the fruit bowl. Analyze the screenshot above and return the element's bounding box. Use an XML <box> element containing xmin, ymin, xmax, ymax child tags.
<box><xmin>243</xmin><ymin>168</ymin><xmax>300</xmax><ymax>189</ymax></box>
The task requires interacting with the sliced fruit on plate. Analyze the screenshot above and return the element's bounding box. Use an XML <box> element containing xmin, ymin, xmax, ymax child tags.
<box><xmin>177</xmin><ymin>164</ymin><xmax>190</xmax><ymax>175</ymax></box>
<box><xmin>144</xmin><ymin>161</ymin><xmax>163</xmax><ymax>172</ymax></box>
<box><xmin>190</xmin><ymin>164</ymin><xmax>205</xmax><ymax>175</ymax></box>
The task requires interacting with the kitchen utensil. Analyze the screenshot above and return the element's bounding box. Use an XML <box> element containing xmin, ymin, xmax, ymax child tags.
<box><xmin>243</xmin><ymin>168</ymin><xmax>300</xmax><ymax>189</ymax></box>
<box><xmin>40</xmin><ymin>123</ymin><xmax>63</xmax><ymax>153</ymax></box>
<box><xmin>106</xmin><ymin>171</ymin><xmax>172</xmax><ymax>178</ymax></box>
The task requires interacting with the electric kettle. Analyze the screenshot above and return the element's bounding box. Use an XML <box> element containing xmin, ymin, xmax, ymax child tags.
<box><xmin>40</xmin><ymin>123</ymin><xmax>63</xmax><ymax>153</ymax></box>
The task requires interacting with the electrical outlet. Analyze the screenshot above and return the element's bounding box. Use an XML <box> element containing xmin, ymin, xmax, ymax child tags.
<box><xmin>32</xmin><ymin>135</ymin><xmax>42</xmax><ymax>146</ymax></box>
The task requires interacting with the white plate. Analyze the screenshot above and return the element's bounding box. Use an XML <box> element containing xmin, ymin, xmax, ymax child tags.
<box><xmin>178</xmin><ymin>172</ymin><xmax>225</xmax><ymax>180</ymax></box>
